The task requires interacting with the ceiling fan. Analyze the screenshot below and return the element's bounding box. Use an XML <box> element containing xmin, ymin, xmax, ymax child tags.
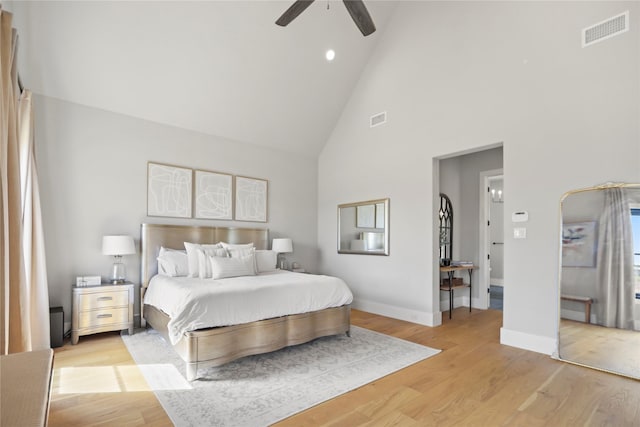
<box><xmin>276</xmin><ymin>0</ymin><xmax>376</xmax><ymax>37</ymax></box>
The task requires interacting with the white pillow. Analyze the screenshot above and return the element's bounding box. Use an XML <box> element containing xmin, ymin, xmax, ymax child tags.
<box><xmin>220</xmin><ymin>242</ymin><xmax>254</xmax><ymax>251</ymax></box>
<box><xmin>197</xmin><ymin>247</ymin><xmax>228</xmax><ymax>279</ymax></box>
<box><xmin>209</xmin><ymin>253</ymin><xmax>257</xmax><ymax>279</ymax></box>
<box><xmin>226</xmin><ymin>246</ymin><xmax>255</xmax><ymax>257</ymax></box>
<box><xmin>184</xmin><ymin>242</ymin><xmax>223</xmax><ymax>278</ymax></box>
<box><xmin>255</xmin><ymin>250</ymin><xmax>277</xmax><ymax>273</ymax></box>
<box><xmin>157</xmin><ymin>247</ymin><xmax>189</xmax><ymax>277</ymax></box>
<box><xmin>226</xmin><ymin>247</ymin><xmax>257</xmax><ymax>274</ymax></box>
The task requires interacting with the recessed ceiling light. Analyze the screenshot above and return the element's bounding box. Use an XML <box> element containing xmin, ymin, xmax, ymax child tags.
<box><xmin>325</xmin><ymin>49</ymin><xmax>336</xmax><ymax>61</ymax></box>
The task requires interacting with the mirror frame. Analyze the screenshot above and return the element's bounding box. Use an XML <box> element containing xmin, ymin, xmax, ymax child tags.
<box><xmin>337</xmin><ymin>198</ymin><xmax>390</xmax><ymax>255</ymax></box>
<box><xmin>439</xmin><ymin>193</ymin><xmax>453</xmax><ymax>264</ymax></box>
<box><xmin>556</xmin><ymin>182</ymin><xmax>640</xmax><ymax>379</ymax></box>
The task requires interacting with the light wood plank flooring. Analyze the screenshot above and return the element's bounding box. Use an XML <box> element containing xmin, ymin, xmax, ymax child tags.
<box><xmin>48</xmin><ymin>308</ymin><xmax>640</xmax><ymax>426</ymax></box>
<box><xmin>559</xmin><ymin>319</ymin><xmax>640</xmax><ymax>379</ymax></box>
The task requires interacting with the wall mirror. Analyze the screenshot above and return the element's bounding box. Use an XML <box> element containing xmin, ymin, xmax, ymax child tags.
<box><xmin>338</xmin><ymin>198</ymin><xmax>389</xmax><ymax>255</ymax></box>
<box><xmin>439</xmin><ymin>193</ymin><xmax>453</xmax><ymax>265</ymax></box>
<box><xmin>558</xmin><ymin>183</ymin><xmax>640</xmax><ymax>379</ymax></box>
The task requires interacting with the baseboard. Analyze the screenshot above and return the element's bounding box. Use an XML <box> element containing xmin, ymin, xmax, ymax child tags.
<box><xmin>440</xmin><ymin>294</ymin><xmax>489</xmax><ymax>312</ymax></box>
<box><xmin>440</xmin><ymin>295</ymin><xmax>466</xmax><ymax>312</ymax></box>
<box><xmin>353</xmin><ymin>299</ymin><xmax>441</xmax><ymax>327</ymax></box>
<box><xmin>500</xmin><ymin>327</ymin><xmax>557</xmax><ymax>355</ymax></box>
<box><xmin>560</xmin><ymin>308</ymin><xmax>596</xmax><ymax>324</ymax></box>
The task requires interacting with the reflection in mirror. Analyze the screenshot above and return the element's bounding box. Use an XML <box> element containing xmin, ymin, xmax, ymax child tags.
<box><xmin>338</xmin><ymin>198</ymin><xmax>389</xmax><ymax>255</ymax></box>
<box><xmin>558</xmin><ymin>183</ymin><xmax>640</xmax><ymax>379</ymax></box>
<box><xmin>439</xmin><ymin>193</ymin><xmax>453</xmax><ymax>265</ymax></box>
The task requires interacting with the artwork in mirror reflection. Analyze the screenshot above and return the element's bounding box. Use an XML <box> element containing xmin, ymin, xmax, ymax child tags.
<box><xmin>558</xmin><ymin>183</ymin><xmax>640</xmax><ymax>379</ymax></box>
<box><xmin>338</xmin><ymin>198</ymin><xmax>389</xmax><ymax>255</ymax></box>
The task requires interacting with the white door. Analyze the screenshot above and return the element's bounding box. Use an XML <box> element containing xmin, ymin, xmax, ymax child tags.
<box><xmin>479</xmin><ymin>170</ymin><xmax>504</xmax><ymax>309</ymax></box>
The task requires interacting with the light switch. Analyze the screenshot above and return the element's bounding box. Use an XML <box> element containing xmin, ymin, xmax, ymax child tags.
<box><xmin>513</xmin><ymin>227</ymin><xmax>527</xmax><ymax>239</ymax></box>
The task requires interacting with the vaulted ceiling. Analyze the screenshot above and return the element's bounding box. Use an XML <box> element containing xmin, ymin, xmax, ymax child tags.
<box><xmin>11</xmin><ymin>1</ymin><xmax>398</xmax><ymax>157</ymax></box>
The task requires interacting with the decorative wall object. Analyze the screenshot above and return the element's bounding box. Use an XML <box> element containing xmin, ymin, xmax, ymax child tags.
<box><xmin>194</xmin><ymin>170</ymin><xmax>233</xmax><ymax>220</ymax></box>
<box><xmin>562</xmin><ymin>221</ymin><xmax>597</xmax><ymax>267</ymax></box>
<box><xmin>147</xmin><ymin>162</ymin><xmax>192</xmax><ymax>218</ymax></box>
<box><xmin>338</xmin><ymin>198</ymin><xmax>390</xmax><ymax>255</ymax></box>
<box><xmin>235</xmin><ymin>176</ymin><xmax>268</xmax><ymax>222</ymax></box>
<box><xmin>356</xmin><ymin>204</ymin><xmax>375</xmax><ymax>228</ymax></box>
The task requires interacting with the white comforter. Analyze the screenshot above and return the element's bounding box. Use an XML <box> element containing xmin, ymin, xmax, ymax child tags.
<box><xmin>144</xmin><ymin>270</ymin><xmax>353</xmax><ymax>344</ymax></box>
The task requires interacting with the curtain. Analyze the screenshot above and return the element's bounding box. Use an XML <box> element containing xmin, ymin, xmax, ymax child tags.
<box><xmin>1</xmin><ymin>7</ymin><xmax>50</xmax><ymax>354</ymax></box>
<box><xmin>596</xmin><ymin>187</ymin><xmax>635</xmax><ymax>329</ymax></box>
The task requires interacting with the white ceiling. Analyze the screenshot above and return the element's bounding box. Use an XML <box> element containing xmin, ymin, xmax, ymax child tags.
<box><xmin>12</xmin><ymin>1</ymin><xmax>398</xmax><ymax>157</ymax></box>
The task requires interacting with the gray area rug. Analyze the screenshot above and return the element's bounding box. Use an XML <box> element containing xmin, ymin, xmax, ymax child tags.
<box><xmin>122</xmin><ymin>325</ymin><xmax>440</xmax><ymax>426</ymax></box>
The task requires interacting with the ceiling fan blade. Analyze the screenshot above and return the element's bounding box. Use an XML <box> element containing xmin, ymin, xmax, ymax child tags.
<box><xmin>276</xmin><ymin>0</ymin><xmax>315</xmax><ymax>27</ymax></box>
<box><xmin>342</xmin><ymin>0</ymin><xmax>376</xmax><ymax>36</ymax></box>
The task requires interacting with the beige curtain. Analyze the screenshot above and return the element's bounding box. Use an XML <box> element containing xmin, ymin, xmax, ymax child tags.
<box><xmin>596</xmin><ymin>188</ymin><xmax>635</xmax><ymax>330</ymax></box>
<box><xmin>1</xmin><ymin>7</ymin><xmax>50</xmax><ymax>354</ymax></box>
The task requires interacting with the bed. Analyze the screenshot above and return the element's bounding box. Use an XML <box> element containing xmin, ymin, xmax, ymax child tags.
<box><xmin>140</xmin><ymin>223</ymin><xmax>352</xmax><ymax>380</ymax></box>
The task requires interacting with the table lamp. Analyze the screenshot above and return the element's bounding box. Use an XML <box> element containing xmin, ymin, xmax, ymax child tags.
<box><xmin>102</xmin><ymin>235</ymin><xmax>136</xmax><ymax>283</ymax></box>
<box><xmin>272</xmin><ymin>238</ymin><xmax>293</xmax><ymax>270</ymax></box>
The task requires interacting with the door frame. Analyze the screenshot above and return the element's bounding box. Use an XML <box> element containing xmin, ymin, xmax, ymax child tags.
<box><xmin>478</xmin><ymin>169</ymin><xmax>503</xmax><ymax>310</ymax></box>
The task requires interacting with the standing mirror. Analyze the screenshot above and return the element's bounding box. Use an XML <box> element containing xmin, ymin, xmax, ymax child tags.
<box><xmin>439</xmin><ymin>193</ymin><xmax>453</xmax><ymax>265</ymax></box>
<box><xmin>338</xmin><ymin>198</ymin><xmax>389</xmax><ymax>255</ymax></box>
<box><xmin>558</xmin><ymin>183</ymin><xmax>640</xmax><ymax>379</ymax></box>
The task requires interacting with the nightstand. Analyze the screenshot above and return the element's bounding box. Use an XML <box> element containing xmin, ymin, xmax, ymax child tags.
<box><xmin>71</xmin><ymin>282</ymin><xmax>134</xmax><ymax>345</ymax></box>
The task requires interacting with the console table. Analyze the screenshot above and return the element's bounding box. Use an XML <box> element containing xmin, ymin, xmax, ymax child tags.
<box><xmin>440</xmin><ymin>265</ymin><xmax>476</xmax><ymax>319</ymax></box>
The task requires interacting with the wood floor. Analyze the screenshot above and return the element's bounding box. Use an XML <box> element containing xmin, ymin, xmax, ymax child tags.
<box><xmin>559</xmin><ymin>319</ymin><xmax>640</xmax><ymax>379</ymax></box>
<box><xmin>48</xmin><ymin>308</ymin><xmax>640</xmax><ymax>426</ymax></box>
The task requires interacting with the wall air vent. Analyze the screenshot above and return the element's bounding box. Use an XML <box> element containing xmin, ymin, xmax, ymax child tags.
<box><xmin>582</xmin><ymin>11</ymin><xmax>629</xmax><ymax>47</ymax></box>
<box><xmin>370</xmin><ymin>111</ymin><xmax>387</xmax><ymax>128</ymax></box>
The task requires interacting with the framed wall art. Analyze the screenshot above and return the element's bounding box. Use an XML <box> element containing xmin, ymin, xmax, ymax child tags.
<box><xmin>234</xmin><ymin>176</ymin><xmax>267</xmax><ymax>222</ymax></box>
<box><xmin>356</xmin><ymin>204</ymin><xmax>375</xmax><ymax>228</ymax></box>
<box><xmin>147</xmin><ymin>162</ymin><xmax>192</xmax><ymax>218</ymax></box>
<box><xmin>562</xmin><ymin>221</ymin><xmax>598</xmax><ymax>267</ymax></box>
<box><xmin>194</xmin><ymin>170</ymin><xmax>233</xmax><ymax>220</ymax></box>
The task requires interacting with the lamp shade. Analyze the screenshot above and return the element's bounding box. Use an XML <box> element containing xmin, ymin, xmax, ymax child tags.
<box><xmin>102</xmin><ymin>235</ymin><xmax>136</xmax><ymax>256</ymax></box>
<box><xmin>272</xmin><ymin>238</ymin><xmax>293</xmax><ymax>253</ymax></box>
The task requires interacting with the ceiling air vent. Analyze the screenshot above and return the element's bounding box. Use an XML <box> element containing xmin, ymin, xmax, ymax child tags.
<box><xmin>582</xmin><ymin>11</ymin><xmax>629</xmax><ymax>47</ymax></box>
<box><xmin>370</xmin><ymin>111</ymin><xmax>387</xmax><ymax>128</ymax></box>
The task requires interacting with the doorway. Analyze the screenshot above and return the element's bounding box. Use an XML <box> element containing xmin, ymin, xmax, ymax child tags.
<box><xmin>480</xmin><ymin>171</ymin><xmax>504</xmax><ymax>310</ymax></box>
<box><xmin>436</xmin><ymin>145</ymin><xmax>503</xmax><ymax>316</ymax></box>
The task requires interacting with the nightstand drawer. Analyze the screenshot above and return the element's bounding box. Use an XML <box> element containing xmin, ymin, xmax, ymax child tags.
<box><xmin>79</xmin><ymin>307</ymin><xmax>129</xmax><ymax>328</ymax></box>
<box><xmin>78</xmin><ymin>290</ymin><xmax>129</xmax><ymax>311</ymax></box>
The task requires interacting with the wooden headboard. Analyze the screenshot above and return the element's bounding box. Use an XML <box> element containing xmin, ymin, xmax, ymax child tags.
<box><xmin>140</xmin><ymin>223</ymin><xmax>269</xmax><ymax>289</ymax></box>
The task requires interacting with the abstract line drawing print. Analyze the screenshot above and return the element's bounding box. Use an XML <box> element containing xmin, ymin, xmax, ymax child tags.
<box><xmin>147</xmin><ymin>163</ymin><xmax>192</xmax><ymax>218</ymax></box>
<box><xmin>235</xmin><ymin>176</ymin><xmax>267</xmax><ymax>222</ymax></box>
<box><xmin>195</xmin><ymin>170</ymin><xmax>233</xmax><ymax>220</ymax></box>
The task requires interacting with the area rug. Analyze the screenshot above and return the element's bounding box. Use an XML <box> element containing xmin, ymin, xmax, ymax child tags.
<box><xmin>122</xmin><ymin>326</ymin><xmax>440</xmax><ymax>427</ymax></box>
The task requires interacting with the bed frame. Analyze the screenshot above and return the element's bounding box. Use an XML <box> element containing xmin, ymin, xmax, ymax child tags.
<box><xmin>140</xmin><ymin>223</ymin><xmax>351</xmax><ymax>380</ymax></box>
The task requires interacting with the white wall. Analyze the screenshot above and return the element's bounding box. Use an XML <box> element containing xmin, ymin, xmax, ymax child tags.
<box><xmin>318</xmin><ymin>1</ymin><xmax>640</xmax><ymax>353</ymax></box>
<box><xmin>35</xmin><ymin>96</ymin><xmax>318</xmax><ymax>328</ymax></box>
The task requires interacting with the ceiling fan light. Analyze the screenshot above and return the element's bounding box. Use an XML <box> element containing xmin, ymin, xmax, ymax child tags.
<box><xmin>325</xmin><ymin>49</ymin><xmax>336</xmax><ymax>61</ymax></box>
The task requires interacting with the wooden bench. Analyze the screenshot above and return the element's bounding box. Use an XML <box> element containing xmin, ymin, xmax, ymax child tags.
<box><xmin>561</xmin><ymin>294</ymin><xmax>593</xmax><ymax>324</ymax></box>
